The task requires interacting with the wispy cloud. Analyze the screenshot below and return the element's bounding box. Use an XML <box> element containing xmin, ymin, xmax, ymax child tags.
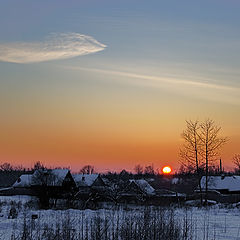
<box><xmin>66</xmin><ymin>66</ymin><xmax>239</xmax><ymax>92</ymax></box>
<box><xmin>0</xmin><ymin>33</ymin><xmax>106</xmax><ymax>63</ymax></box>
<box><xmin>63</xmin><ymin>66</ymin><xmax>240</xmax><ymax>105</ymax></box>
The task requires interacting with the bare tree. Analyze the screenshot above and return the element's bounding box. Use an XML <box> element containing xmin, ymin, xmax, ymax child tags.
<box><xmin>80</xmin><ymin>165</ymin><xmax>95</xmax><ymax>174</ymax></box>
<box><xmin>180</xmin><ymin>120</ymin><xmax>203</xmax><ymax>171</ymax></box>
<box><xmin>144</xmin><ymin>165</ymin><xmax>155</xmax><ymax>175</ymax></box>
<box><xmin>199</xmin><ymin>119</ymin><xmax>228</xmax><ymax>203</ymax></box>
<box><xmin>134</xmin><ymin>164</ymin><xmax>143</xmax><ymax>175</ymax></box>
<box><xmin>0</xmin><ymin>162</ymin><xmax>13</xmax><ymax>171</ymax></box>
<box><xmin>179</xmin><ymin>120</ymin><xmax>204</xmax><ymax>203</ymax></box>
<box><xmin>180</xmin><ymin>119</ymin><xmax>227</xmax><ymax>204</ymax></box>
<box><xmin>233</xmin><ymin>154</ymin><xmax>240</xmax><ymax>173</ymax></box>
<box><xmin>33</xmin><ymin>161</ymin><xmax>45</xmax><ymax>170</ymax></box>
<box><xmin>14</xmin><ymin>165</ymin><xmax>25</xmax><ymax>171</ymax></box>
<box><xmin>32</xmin><ymin>169</ymin><xmax>58</xmax><ymax>209</ymax></box>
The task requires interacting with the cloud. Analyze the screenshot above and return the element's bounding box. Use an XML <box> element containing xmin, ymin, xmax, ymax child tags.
<box><xmin>0</xmin><ymin>33</ymin><xmax>106</xmax><ymax>63</ymax></box>
<box><xmin>66</xmin><ymin>66</ymin><xmax>239</xmax><ymax>92</ymax></box>
<box><xmin>64</xmin><ymin>66</ymin><xmax>240</xmax><ymax>105</ymax></box>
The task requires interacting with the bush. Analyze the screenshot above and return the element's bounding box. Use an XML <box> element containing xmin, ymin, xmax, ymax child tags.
<box><xmin>17</xmin><ymin>207</ymin><xmax>191</xmax><ymax>240</ymax></box>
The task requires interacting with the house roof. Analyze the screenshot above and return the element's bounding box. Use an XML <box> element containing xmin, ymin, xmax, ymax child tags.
<box><xmin>129</xmin><ymin>179</ymin><xmax>155</xmax><ymax>195</ymax></box>
<box><xmin>13</xmin><ymin>174</ymin><xmax>33</xmax><ymax>188</ymax></box>
<box><xmin>51</xmin><ymin>169</ymin><xmax>69</xmax><ymax>182</ymax></box>
<box><xmin>73</xmin><ymin>174</ymin><xmax>99</xmax><ymax>187</ymax></box>
<box><xmin>200</xmin><ymin>175</ymin><xmax>240</xmax><ymax>192</ymax></box>
<box><xmin>32</xmin><ymin>168</ymin><xmax>70</xmax><ymax>186</ymax></box>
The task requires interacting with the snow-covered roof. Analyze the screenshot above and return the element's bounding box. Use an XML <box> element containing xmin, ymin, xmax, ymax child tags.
<box><xmin>200</xmin><ymin>175</ymin><xmax>240</xmax><ymax>192</ymax></box>
<box><xmin>32</xmin><ymin>169</ymin><xmax>70</xmax><ymax>186</ymax></box>
<box><xmin>73</xmin><ymin>174</ymin><xmax>99</xmax><ymax>187</ymax></box>
<box><xmin>130</xmin><ymin>179</ymin><xmax>155</xmax><ymax>195</ymax></box>
<box><xmin>51</xmin><ymin>169</ymin><xmax>69</xmax><ymax>181</ymax></box>
<box><xmin>13</xmin><ymin>174</ymin><xmax>33</xmax><ymax>188</ymax></box>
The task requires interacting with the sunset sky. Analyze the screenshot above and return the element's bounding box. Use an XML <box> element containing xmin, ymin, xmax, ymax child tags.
<box><xmin>0</xmin><ymin>0</ymin><xmax>240</xmax><ymax>172</ymax></box>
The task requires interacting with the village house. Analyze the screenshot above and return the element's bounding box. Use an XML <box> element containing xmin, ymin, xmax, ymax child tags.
<box><xmin>72</xmin><ymin>174</ymin><xmax>106</xmax><ymax>198</ymax></box>
<box><xmin>2</xmin><ymin>169</ymin><xmax>76</xmax><ymax>201</ymax></box>
<box><xmin>117</xmin><ymin>179</ymin><xmax>155</xmax><ymax>204</ymax></box>
<box><xmin>72</xmin><ymin>174</ymin><xmax>106</xmax><ymax>209</ymax></box>
<box><xmin>152</xmin><ymin>188</ymin><xmax>186</xmax><ymax>205</ymax></box>
<box><xmin>31</xmin><ymin>169</ymin><xmax>76</xmax><ymax>194</ymax></box>
<box><xmin>200</xmin><ymin>175</ymin><xmax>240</xmax><ymax>194</ymax></box>
<box><xmin>30</xmin><ymin>169</ymin><xmax>76</xmax><ymax>208</ymax></box>
<box><xmin>13</xmin><ymin>174</ymin><xmax>33</xmax><ymax>188</ymax></box>
<box><xmin>73</xmin><ymin>174</ymin><xmax>105</xmax><ymax>191</ymax></box>
<box><xmin>197</xmin><ymin>175</ymin><xmax>240</xmax><ymax>203</ymax></box>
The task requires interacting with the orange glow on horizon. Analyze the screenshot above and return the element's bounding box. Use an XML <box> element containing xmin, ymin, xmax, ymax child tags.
<box><xmin>162</xmin><ymin>166</ymin><xmax>172</xmax><ymax>174</ymax></box>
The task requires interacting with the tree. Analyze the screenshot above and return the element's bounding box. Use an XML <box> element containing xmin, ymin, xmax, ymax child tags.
<box><xmin>179</xmin><ymin>120</ymin><xmax>204</xmax><ymax>203</ymax></box>
<box><xmin>33</xmin><ymin>161</ymin><xmax>45</xmax><ymax>170</ymax></box>
<box><xmin>180</xmin><ymin>120</ymin><xmax>203</xmax><ymax>172</ymax></box>
<box><xmin>134</xmin><ymin>164</ymin><xmax>143</xmax><ymax>175</ymax></box>
<box><xmin>199</xmin><ymin>119</ymin><xmax>228</xmax><ymax>203</ymax></box>
<box><xmin>0</xmin><ymin>162</ymin><xmax>13</xmax><ymax>171</ymax></box>
<box><xmin>232</xmin><ymin>154</ymin><xmax>240</xmax><ymax>173</ymax></box>
<box><xmin>80</xmin><ymin>165</ymin><xmax>95</xmax><ymax>174</ymax></box>
<box><xmin>32</xmin><ymin>169</ymin><xmax>59</xmax><ymax>209</ymax></box>
<box><xmin>144</xmin><ymin>165</ymin><xmax>155</xmax><ymax>175</ymax></box>
<box><xmin>180</xmin><ymin>119</ymin><xmax>227</xmax><ymax>204</ymax></box>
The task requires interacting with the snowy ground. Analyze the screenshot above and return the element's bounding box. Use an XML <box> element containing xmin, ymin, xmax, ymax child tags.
<box><xmin>175</xmin><ymin>206</ymin><xmax>240</xmax><ymax>240</ymax></box>
<box><xmin>0</xmin><ymin>196</ymin><xmax>240</xmax><ymax>239</ymax></box>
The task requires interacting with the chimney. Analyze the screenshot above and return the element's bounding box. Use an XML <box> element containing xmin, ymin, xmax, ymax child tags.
<box><xmin>220</xmin><ymin>158</ymin><xmax>222</xmax><ymax>173</ymax></box>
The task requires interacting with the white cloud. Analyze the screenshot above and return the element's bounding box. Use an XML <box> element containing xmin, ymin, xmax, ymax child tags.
<box><xmin>0</xmin><ymin>33</ymin><xmax>106</xmax><ymax>63</ymax></box>
<box><xmin>66</xmin><ymin>66</ymin><xmax>239</xmax><ymax>92</ymax></box>
<box><xmin>64</xmin><ymin>66</ymin><xmax>240</xmax><ymax>105</ymax></box>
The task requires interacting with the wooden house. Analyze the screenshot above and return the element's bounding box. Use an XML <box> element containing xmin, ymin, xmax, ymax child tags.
<box><xmin>117</xmin><ymin>179</ymin><xmax>155</xmax><ymax>204</ymax></box>
<box><xmin>196</xmin><ymin>175</ymin><xmax>240</xmax><ymax>203</ymax></box>
<box><xmin>200</xmin><ymin>175</ymin><xmax>240</xmax><ymax>194</ymax></box>
<box><xmin>31</xmin><ymin>169</ymin><xmax>76</xmax><ymax>198</ymax></box>
<box><xmin>73</xmin><ymin>174</ymin><xmax>105</xmax><ymax>190</ymax></box>
<box><xmin>72</xmin><ymin>174</ymin><xmax>106</xmax><ymax>208</ymax></box>
<box><xmin>152</xmin><ymin>188</ymin><xmax>186</xmax><ymax>205</ymax></box>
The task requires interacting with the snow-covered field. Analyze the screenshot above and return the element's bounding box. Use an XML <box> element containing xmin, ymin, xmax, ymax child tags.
<box><xmin>176</xmin><ymin>206</ymin><xmax>240</xmax><ymax>240</ymax></box>
<box><xmin>1</xmin><ymin>195</ymin><xmax>240</xmax><ymax>239</ymax></box>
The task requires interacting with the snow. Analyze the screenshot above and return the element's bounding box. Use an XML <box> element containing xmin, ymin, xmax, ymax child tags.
<box><xmin>200</xmin><ymin>175</ymin><xmax>240</xmax><ymax>192</ymax></box>
<box><xmin>11</xmin><ymin>169</ymin><xmax>70</xmax><ymax>188</ymax></box>
<box><xmin>0</xmin><ymin>198</ymin><xmax>240</xmax><ymax>239</ymax></box>
<box><xmin>12</xmin><ymin>174</ymin><xmax>33</xmax><ymax>188</ymax></box>
<box><xmin>50</xmin><ymin>169</ymin><xmax>69</xmax><ymax>184</ymax></box>
<box><xmin>32</xmin><ymin>169</ymin><xmax>70</xmax><ymax>186</ymax></box>
<box><xmin>130</xmin><ymin>179</ymin><xmax>155</xmax><ymax>195</ymax></box>
<box><xmin>51</xmin><ymin>169</ymin><xmax>69</xmax><ymax>179</ymax></box>
<box><xmin>0</xmin><ymin>187</ymin><xmax>13</xmax><ymax>191</ymax></box>
<box><xmin>73</xmin><ymin>174</ymin><xmax>99</xmax><ymax>187</ymax></box>
<box><xmin>185</xmin><ymin>199</ymin><xmax>217</xmax><ymax>206</ymax></box>
<box><xmin>0</xmin><ymin>195</ymin><xmax>37</xmax><ymax>203</ymax></box>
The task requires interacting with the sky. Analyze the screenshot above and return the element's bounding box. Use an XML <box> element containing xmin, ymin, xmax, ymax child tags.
<box><xmin>0</xmin><ymin>0</ymin><xmax>240</xmax><ymax>172</ymax></box>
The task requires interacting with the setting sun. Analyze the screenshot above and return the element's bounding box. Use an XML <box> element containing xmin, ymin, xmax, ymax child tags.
<box><xmin>162</xmin><ymin>166</ymin><xmax>172</xmax><ymax>174</ymax></box>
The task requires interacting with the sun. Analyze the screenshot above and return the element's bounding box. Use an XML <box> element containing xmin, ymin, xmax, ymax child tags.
<box><xmin>162</xmin><ymin>166</ymin><xmax>172</xmax><ymax>174</ymax></box>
